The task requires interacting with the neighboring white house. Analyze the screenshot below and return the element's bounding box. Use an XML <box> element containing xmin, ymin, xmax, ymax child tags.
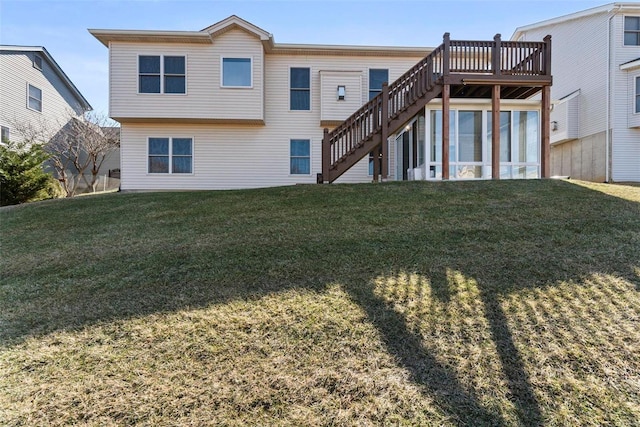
<box><xmin>0</xmin><ymin>45</ymin><xmax>120</xmax><ymax>189</ymax></box>
<box><xmin>513</xmin><ymin>2</ymin><xmax>640</xmax><ymax>182</ymax></box>
<box><xmin>90</xmin><ymin>16</ymin><xmax>551</xmax><ymax>190</ymax></box>
<box><xmin>0</xmin><ymin>45</ymin><xmax>92</xmax><ymax>141</ymax></box>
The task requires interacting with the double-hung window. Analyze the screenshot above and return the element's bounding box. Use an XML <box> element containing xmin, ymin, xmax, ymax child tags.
<box><xmin>148</xmin><ymin>137</ymin><xmax>193</xmax><ymax>174</ymax></box>
<box><xmin>290</xmin><ymin>139</ymin><xmax>310</xmax><ymax>174</ymax></box>
<box><xmin>369</xmin><ymin>69</ymin><xmax>389</xmax><ymax>100</ymax></box>
<box><xmin>625</xmin><ymin>16</ymin><xmax>640</xmax><ymax>46</ymax></box>
<box><xmin>27</xmin><ymin>84</ymin><xmax>42</xmax><ymax>112</ymax></box>
<box><xmin>290</xmin><ymin>68</ymin><xmax>310</xmax><ymax>110</ymax></box>
<box><xmin>139</xmin><ymin>55</ymin><xmax>186</xmax><ymax>94</ymax></box>
<box><xmin>222</xmin><ymin>58</ymin><xmax>252</xmax><ymax>87</ymax></box>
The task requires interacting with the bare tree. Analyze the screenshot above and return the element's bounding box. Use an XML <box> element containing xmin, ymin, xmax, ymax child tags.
<box><xmin>80</xmin><ymin>113</ymin><xmax>120</xmax><ymax>193</ymax></box>
<box><xmin>7</xmin><ymin>111</ymin><xmax>120</xmax><ymax>197</ymax></box>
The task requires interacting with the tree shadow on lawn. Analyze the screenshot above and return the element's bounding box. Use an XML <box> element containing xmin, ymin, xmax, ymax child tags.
<box><xmin>2</xmin><ymin>180</ymin><xmax>639</xmax><ymax>425</ymax></box>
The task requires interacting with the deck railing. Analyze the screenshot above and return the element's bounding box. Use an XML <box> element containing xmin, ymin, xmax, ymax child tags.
<box><xmin>321</xmin><ymin>33</ymin><xmax>551</xmax><ymax>183</ymax></box>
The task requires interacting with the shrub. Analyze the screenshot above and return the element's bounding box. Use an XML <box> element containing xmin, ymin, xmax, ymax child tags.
<box><xmin>0</xmin><ymin>140</ymin><xmax>52</xmax><ymax>206</ymax></box>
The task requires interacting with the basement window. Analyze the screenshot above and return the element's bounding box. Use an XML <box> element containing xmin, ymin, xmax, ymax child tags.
<box><xmin>290</xmin><ymin>139</ymin><xmax>310</xmax><ymax>175</ymax></box>
<box><xmin>148</xmin><ymin>137</ymin><xmax>193</xmax><ymax>174</ymax></box>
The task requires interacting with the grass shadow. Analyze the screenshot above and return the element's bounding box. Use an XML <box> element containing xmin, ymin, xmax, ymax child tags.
<box><xmin>2</xmin><ymin>179</ymin><xmax>639</xmax><ymax>425</ymax></box>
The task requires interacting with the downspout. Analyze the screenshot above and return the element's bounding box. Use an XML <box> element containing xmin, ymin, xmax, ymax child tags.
<box><xmin>606</xmin><ymin>5</ymin><xmax>622</xmax><ymax>183</ymax></box>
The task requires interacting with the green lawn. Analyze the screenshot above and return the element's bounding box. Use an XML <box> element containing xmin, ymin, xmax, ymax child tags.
<box><xmin>1</xmin><ymin>180</ymin><xmax>639</xmax><ymax>426</ymax></box>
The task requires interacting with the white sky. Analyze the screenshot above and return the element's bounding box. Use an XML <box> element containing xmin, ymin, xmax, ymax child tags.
<box><xmin>0</xmin><ymin>0</ymin><xmax>611</xmax><ymax>117</ymax></box>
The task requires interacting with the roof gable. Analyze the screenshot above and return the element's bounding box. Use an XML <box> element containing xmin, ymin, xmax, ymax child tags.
<box><xmin>201</xmin><ymin>15</ymin><xmax>272</xmax><ymax>42</ymax></box>
<box><xmin>0</xmin><ymin>45</ymin><xmax>92</xmax><ymax>111</ymax></box>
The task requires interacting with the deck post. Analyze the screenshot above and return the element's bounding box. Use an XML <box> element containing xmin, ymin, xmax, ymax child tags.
<box><xmin>543</xmin><ymin>35</ymin><xmax>552</xmax><ymax>76</ymax></box>
<box><xmin>373</xmin><ymin>145</ymin><xmax>380</xmax><ymax>181</ymax></box>
<box><xmin>442</xmin><ymin>84</ymin><xmax>450</xmax><ymax>180</ymax></box>
<box><xmin>322</xmin><ymin>128</ymin><xmax>330</xmax><ymax>183</ymax></box>
<box><xmin>443</xmin><ymin>33</ymin><xmax>450</xmax><ymax>76</ymax></box>
<box><xmin>492</xmin><ymin>85</ymin><xmax>501</xmax><ymax>179</ymax></box>
<box><xmin>541</xmin><ymin>85</ymin><xmax>551</xmax><ymax>178</ymax></box>
<box><xmin>493</xmin><ymin>34</ymin><xmax>501</xmax><ymax>76</ymax></box>
<box><xmin>381</xmin><ymin>82</ymin><xmax>389</xmax><ymax>179</ymax></box>
<box><xmin>442</xmin><ymin>33</ymin><xmax>450</xmax><ymax>180</ymax></box>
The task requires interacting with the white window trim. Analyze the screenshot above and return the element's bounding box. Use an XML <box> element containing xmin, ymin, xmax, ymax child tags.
<box><xmin>289</xmin><ymin>138</ymin><xmax>312</xmax><ymax>176</ymax></box>
<box><xmin>147</xmin><ymin>136</ymin><xmax>194</xmax><ymax>175</ymax></box>
<box><xmin>623</xmin><ymin>15</ymin><xmax>640</xmax><ymax>47</ymax></box>
<box><xmin>137</xmin><ymin>54</ymin><xmax>188</xmax><ymax>95</ymax></box>
<box><xmin>289</xmin><ymin>66</ymin><xmax>312</xmax><ymax>112</ymax></box>
<box><xmin>220</xmin><ymin>56</ymin><xmax>253</xmax><ymax>89</ymax></box>
<box><xmin>26</xmin><ymin>83</ymin><xmax>42</xmax><ymax>113</ymax></box>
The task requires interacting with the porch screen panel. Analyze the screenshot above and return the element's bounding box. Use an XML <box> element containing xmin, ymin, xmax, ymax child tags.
<box><xmin>487</xmin><ymin>111</ymin><xmax>512</xmax><ymax>162</ymax></box>
<box><xmin>514</xmin><ymin>111</ymin><xmax>539</xmax><ymax>163</ymax></box>
<box><xmin>458</xmin><ymin>111</ymin><xmax>482</xmax><ymax>162</ymax></box>
<box><xmin>429</xmin><ymin>110</ymin><xmax>456</xmax><ymax>162</ymax></box>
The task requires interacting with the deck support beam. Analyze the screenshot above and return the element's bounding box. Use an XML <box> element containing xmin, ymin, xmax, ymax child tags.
<box><xmin>373</xmin><ymin>145</ymin><xmax>381</xmax><ymax>181</ymax></box>
<box><xmin>442</xmin><ymin>84</ymin><xmax>450</xmax><ymax>180</ymax></box>
<box><xmin>541</xmin><ymin>84</ymin><xmax>551</xmax><ymax>178</ymax></box>
<box><xmin>491</xmin><ymin>85</ymin><xmax>501</xmax><ymax>179</ymax></box>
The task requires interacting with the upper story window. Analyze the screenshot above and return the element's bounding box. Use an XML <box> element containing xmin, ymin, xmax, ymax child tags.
<box><xmin>290</xmin><ymin>67</ymin><xmax>310</xmax><ymax>110</ymax></box>
<box><xmin>369</xmin><ymin>69</ymin><xmax>389</xmax><ymax>100</ymax></box>
<box><xmin>148</xmin><ymin>137</ymin><xmax>193</xmax><ymax>174</ymax></box>
<box><xmin>33</xmin><ymin>55</ymin><xmax>43</xmax><ymax>71</ymax></box>
<box><xmin>139</xmin><ymin>55</ymin><xmax>186</xmax><ymax>94</ymax></box>
<box><xmin>636</xmin><ymin>76</ymin><xmax>640</xmax><ymax>113</ymax></box>
<box><xmin>27</xmin><ymin>84</ymin><xmax>42</xmax><ymax>112</ymax></box>
<box><xmin>624</xmin><ymin>16</ymin><xmax>640</xmax><ymax>46</ymax></box>
<box><xmin>222</xmin><ymin>58</ymin><xmax>252</xmax><ymax>87</ymax></box>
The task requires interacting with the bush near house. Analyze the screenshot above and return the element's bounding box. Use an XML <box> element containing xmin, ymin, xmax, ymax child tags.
<box><xmin>0</xmin><ymin>139</ymin><xmax>54</xmax><ymax>206</ymax></box>
<box><xmin>1</xmin><ymin>180</ymin><xmax>639</xmax><ymax>426</ymax></box>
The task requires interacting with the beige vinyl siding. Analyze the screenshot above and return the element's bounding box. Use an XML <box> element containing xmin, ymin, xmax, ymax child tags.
<box><xmin>0</xmin><ymin>51</ymin><xmax>84</xmax><ymax>139</ymax></box>
<box><xmin>119</xmin><ymin>52</ymin><xmax>425</xmax><ymax>190</ymax></box>
<box><xmin>265</xmin><ymin>53</ymin><xmax>422</xmax><ymax>185</ymax></box>
<box><xmin>110</xmin><ymin>29</ymin><xmax>264</xmax><ymax>121</ymax></box>
<box><xmin>320</xmin><ymin>71</ymin><xmax>362</xmax><ymax>122</ymax></box>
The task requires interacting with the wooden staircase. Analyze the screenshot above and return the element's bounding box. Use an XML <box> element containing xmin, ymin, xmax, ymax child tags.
<box><xmin>318</xmin><ymin>33</ymin><xmax>552</xmax><ymax>184</ymax></box>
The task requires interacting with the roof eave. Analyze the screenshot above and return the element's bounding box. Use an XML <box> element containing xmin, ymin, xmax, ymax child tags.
<box><xmin>88</xmin><ymin>29</ymin><xmax>212</xmax><ymax>47</ymax></box>
<box><xmin>511</xmin><ymin>2</ymin><xmax>640</xmax><ymax>40</ymax></box>
<box><xmin>0</xmin><ymin>45</ymin><xmax>92</xmax><ymax>111</ymax></box>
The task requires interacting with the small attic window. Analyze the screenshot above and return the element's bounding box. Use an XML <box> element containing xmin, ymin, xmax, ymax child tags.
<box><xmin>33</xmin><ymin>55</ymin><xmax>43</xmax><ymax>71</ymax></box>
<box><xmin>337</xmin><ymin>85</ymin><xmax>346</xmax><ymax>101</ymax></box>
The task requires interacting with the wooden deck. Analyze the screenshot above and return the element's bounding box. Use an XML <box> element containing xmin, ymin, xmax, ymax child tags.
<box><xmin>318</xmin><ymin>33</ymin><xmax>552</xmax><ymax>184</ymax></box>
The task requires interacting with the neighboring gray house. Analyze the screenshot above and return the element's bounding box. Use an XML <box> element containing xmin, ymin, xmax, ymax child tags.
<box><xmin>0</xmin><ymin>45</ymin><xmax>91</xmax><ymax>141</ymax></box>
<box><xmin>513</xmin><ymin>2</ymin><xmax>640</xmax><ymax>182</ymax></box>
<box><xmin>0</xmin><ymin>45</ymin><xmax>120</xmax><ymax>189</ymax></box>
